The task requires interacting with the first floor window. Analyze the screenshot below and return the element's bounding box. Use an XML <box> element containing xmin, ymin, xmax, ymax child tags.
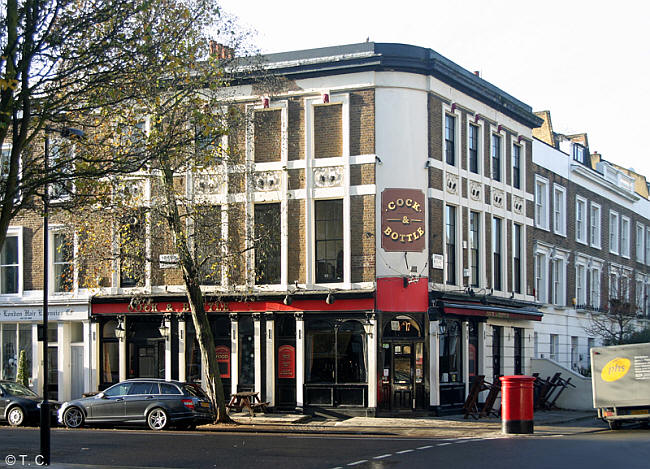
<box><xmin>469</xmin><ymin>211</ymin><xmax>480</xmax><ymax>287</ymax></box>
<box><xmin>53</xmin><ymin>232</ymin><xmax>74</xmax><ymax>292</ymax></box>
<box><xmin>315</xmin><ymin>199</ymin><xmax>343</xmax><ymax>283</ymax></box>
<box><xmin>0</xmin><ymin>235</ymin><xmax>19</xmax><ymax>294</ymax></box>
<box><xmin>446</xmin><ymin>205</ymin><xmax>456</xmax><ymax>285</ymax></box>
<box><xmin>492</xmin><ymin>217</ymin><xmax>502</xmax><ymax>290</ymax></box>
<box><xmin>254</xmin><ymin>203</ymin><xmax>281</xmax><ymax>285</ymax></box>
<box><xmin>535</xmin><ymin>252</ymin><xmax>546</xmax><ymax>303</ymax></box>
<box><xmin>513</xmin><ymin>224</ymin><xmax>522</xmax><ymax>294</ymax></box>
<box><xmin>576</xmin><ymin>264</ymin><xmax>586</xmax><ymax>306</ymax></box>
<box><xmin>491</xmin><ymin>134</ymin><xmax>502</xmax><ymax>181</ymax></box>
<box><xmin>552</xmin><ymin>259</ymin><xmax>564</xmax><ymax>306</ymax></box>
<box><xmin>590</xmin><ymin>269</ymin><xmax>600</xmax><ymax>309</ymax></box>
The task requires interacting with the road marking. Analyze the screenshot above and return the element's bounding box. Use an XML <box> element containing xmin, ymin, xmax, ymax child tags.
<box><xmin>373</xmin><ymin>454</ymin><xmax>392</xmax><ymax>459</ymax></box>
<box><xmin>417</xmin><ymin>445</ymin><xmax>433</xmax><ymax>450</ymax></box>
<box><xmin>396</xmin><ymin>449</ymin><xmax>414</xmax><ymax>454</ymax></box>
<box><xmin>347</xmin><ymin>460</ymin><xmax>368</xmax><ymax>466</ymax></box>
<box><xmin>437</xmin><ymin>442</ymin><xmax>452</xmax><ymax>446</ymax></box>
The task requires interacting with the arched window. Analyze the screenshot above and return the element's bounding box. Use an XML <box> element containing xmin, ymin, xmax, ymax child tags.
<box><xmin>382</xmin><ymin>315</ymin><xmax>421</xmax><ymax>338</ymax></box>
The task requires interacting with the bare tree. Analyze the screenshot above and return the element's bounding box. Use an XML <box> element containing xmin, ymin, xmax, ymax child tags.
<box><xmin>585</xmin><ymin>298</ymin><xmax>639</xmax><ymax>345</ymax></box>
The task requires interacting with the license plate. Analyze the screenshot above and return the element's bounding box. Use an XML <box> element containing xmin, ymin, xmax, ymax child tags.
<box><xmin>630</xmin><ymin>409</ymin><xmax>649</xmax><ymax>415</ymax></box>
<box><xmin>199</xmin><ymin>402</ymin><xmax>210</xmax><ymax>408</ymax></box>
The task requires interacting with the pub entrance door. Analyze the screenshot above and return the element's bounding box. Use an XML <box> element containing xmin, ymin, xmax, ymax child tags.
<box><xmin>379</xmin><ymin>315</ymin><xmax>424</xmax><ymax>412</ymax></box>
<box><xmin>391</xmin><ymin>343</ymin><xmax>415</xmax><ymax>410</ymax></box>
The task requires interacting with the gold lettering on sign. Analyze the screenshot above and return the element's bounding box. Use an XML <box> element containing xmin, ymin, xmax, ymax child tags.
<box><xmin>381</xmin><ymin>189</ymin><xmax>426</xmax><ymax>252</ymax></box>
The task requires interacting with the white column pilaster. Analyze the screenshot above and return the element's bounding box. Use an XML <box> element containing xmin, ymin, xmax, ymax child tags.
<box><xmin>119</xmin><ymin>318</ymin><xmax>127</xmax><ymax>382</ymax></box>
<box><xmin>178</xmin><ymin>319</ymin><xmax>186</xmax><ymax>382</ymax></box>
<box><xmin>164</xmin><ymin>316</ymin><xmax>172</xmax><ymax>381</ymax></box>
<box><xmin>462</xmin><ymin>321</ymin><xmax>469</xmax><ymax>398</ymax></box>
<box><xmin>230</xmin><ymin>314</ymin><xmax>239</xmax><ymax>395</ymax></box>
<box><xmin>429</xmin><ymin>320</ymin><xmax>440</xmax><ymax>407</ymax></box>
<box><xmin>265</xmin><ymin>314</ymin><xmax>275</xmax><ymax>406</ymax></box>
<box><xmin>367</xmin><ymin>316</ymin><xmax>378</xmax><ymax>409</ymax></box>
<box><xmin>253</xmin><ymin>314</ymin><xmax>262</xmax><ymax>396</ymax></box>
<box><xmin>295</xmin><ymin>314</ymin><xmax>304</xmax><ymax>411</ymax></box>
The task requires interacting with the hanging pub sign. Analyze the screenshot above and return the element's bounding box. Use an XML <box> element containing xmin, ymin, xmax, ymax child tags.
<box><xmin>277</xmin><ymin>345</ymin><xmax>296</xmax><ymax>379</ymax></box>
<box><xmin>381</xmin><ymin>188</ymin><xmax>425</xmax><ymax>252</ymax></box>
<box><xmin>215</xmin><ymin>345</ymin><xmax>231</xmax><ymax>379</ymax></box>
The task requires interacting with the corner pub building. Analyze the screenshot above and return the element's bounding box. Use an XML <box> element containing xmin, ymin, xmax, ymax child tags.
<box><xmin>89</xmin><ymin>42</ymin><xmax>543</xmax><ymax>416</ymax></box>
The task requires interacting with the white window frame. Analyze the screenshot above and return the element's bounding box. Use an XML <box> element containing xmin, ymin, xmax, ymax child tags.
<box><xmin>609</xmin><ymin>211</ymin><xmax>619</xmax><ymax>255</ymax></box>
<box><xmin>1</xmin><ymin>145</ymin><xmax>21</xmax><ymax>203</ymax></box>
<box><xmin>636</xmin><ymin>222</ymin><xmax>645</xmax><ymax>263</ymax></box>
<box><xmin>511</xmin><ymin>142</ymin><xmax>523</xmax><ymax>190</ymax></box>
<box><xmin>590</xmin><ymin>203</ymin><xmax>601</xmax><ymax>249</ymax></box>
<box><xmin>467</xmin><ymin>121</ymin><xmax>482</xmax><ymax>175</ymax></box>
<box><xmin>49</xmin><ymin>226</ymin><xmax>77</xmax><ymax>295</ymax></box>
<box><xmin>551</xmin><ymin>257</ymin><xmax>565</xmax><ymax>306</ymax></box>
<box><xmin>553</xmin><ymin>184</ymin><xmax>566</xmax><ymax>236</ymax></box>
<box><xmin>550</xmin><ymin>334</ymin><xmax>559</xmax><ymax>362</ymax></box>
<box><xmin>534</xmin><ymin>249</ymin><xmax>549</xmax><ymax>303</ymax></box>
<box><xmin>621</xmin><ymin>216</ymin><xmax>630</xmax><ymax>258</ymax></box>
<box><xmin>575</xmin><ymin>262</ymin><xmax>587</xmax><ymax>307</ymax></box>
<box><xmin>609</xmin><ymin>271</ymin><xmax>619</xmax><ymax>299</ymax></box>
<box><xmin>0</xmin><ymin>227</ymin><xmax>23</xmax><ymax>296</ymax></box>
<box><xmin>645</xmin><ymin>227</ymin><xmax>650</xmax><ymax>267</ymax></box>
<box><xmin>535</xmin><ymin>176</ymin><xmax>550</xmax><ymax>231</ymax></box>
<box><xmin>590</xmin><ymin>266</ymin><xmax>601</xmax><ymax>309</ymax></box>
<box><xmin>621</xmin><ymin>273</ymin><xmax>631</xmax><ymax>301</ymax></box>
<box><xmin>491</xmin><ymin>132</ymin><xmax>503</xmax><ymax>182</ymax></box>
<box><xmin>444</xmin><ymin>111</ymin><xmax>460</xmax><ymax>167</ymax></box>
<box><xmin>575</xmin><ymin>196</ymin><xmax>587</xmax><ymax>244</ymax></box>
<box><xmin>48</xmin><ymin>137</ymin><xmax>77</xmax><ymax>203</ymax></box>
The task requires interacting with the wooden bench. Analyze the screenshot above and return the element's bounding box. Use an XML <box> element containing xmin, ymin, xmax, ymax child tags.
<box><xmin>227</xmin><ymin>391</ymin><xmax>269</xmax><ymax>417</ymax></box>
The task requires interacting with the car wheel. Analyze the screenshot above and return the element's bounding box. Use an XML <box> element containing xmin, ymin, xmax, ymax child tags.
<box><xmin>147</xmin><ymin>408</ymin><xmax>169</xmax><ymax>431</ymax></box>
<box><xmin>7</xmin><ymin>406</ymin><xmax>25</xmax><ymax>427</ymax></box>
<box><xmin>63</xmin><ymin>407</ymin><xmax>85</xmax><ymax>429</ymax></box>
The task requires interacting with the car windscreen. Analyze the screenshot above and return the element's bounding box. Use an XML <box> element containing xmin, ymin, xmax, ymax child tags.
<box><xmin>2</xmin><ymin>382</ymin><xmax>38</xmax><ymax>397</ymax></box>
<box><xmin>183</xmin><ymin>384</ymin><xmax>208</xmax><ymax>398</ymax></box>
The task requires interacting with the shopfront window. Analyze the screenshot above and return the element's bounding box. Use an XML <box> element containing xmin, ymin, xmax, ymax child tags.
<box><xmin>439</xmin><ymin>319</ymin><xmax>462</xmax><ymax>384</ymax></box>
<box><xmin>101</xmin><ymin>320</ymin><xmax>119</xmax><ymax>387</ymax></box>
<box><xmin>2</xmin><ymin>324</ymin><xmax>17</xmax><ymax>380</ymax></box>
<box><xmin>238</xmin><ymin>316</ymin><xmax>255</xmax><ymax>389</ymax></box>
<box><xmin>306</xmin><ymin>319</ymin><xmax>367</xmax><ymax>384</ymax></box>
<box><xmin>127</xmin><ymin>319</ymin><xmax>164</xmax><ymax>379</ymax></box>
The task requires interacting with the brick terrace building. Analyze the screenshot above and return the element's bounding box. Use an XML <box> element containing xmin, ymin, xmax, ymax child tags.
<box><xmin>2</xmin><ymin>43</ymin><xmax>648</xmax><ymax>415</ymax></box>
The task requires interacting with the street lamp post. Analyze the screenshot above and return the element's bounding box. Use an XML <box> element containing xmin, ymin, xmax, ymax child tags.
<box><xmin>41</xmin><ymin>126</ymin><xmax>83</xmax><ymax>466</ymax></box>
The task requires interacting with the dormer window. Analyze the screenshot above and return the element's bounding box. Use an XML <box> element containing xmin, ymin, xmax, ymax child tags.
<box><xmin>572</xmin><ymin>143</ymin><xmax>588</xmax><ymax>165</ymax></box>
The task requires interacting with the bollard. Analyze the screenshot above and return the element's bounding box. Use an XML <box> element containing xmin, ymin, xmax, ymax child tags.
<box><xmin>500</xmin><ymin>375</ymin><xmax>536</xmax><ymax>434</ymax></box>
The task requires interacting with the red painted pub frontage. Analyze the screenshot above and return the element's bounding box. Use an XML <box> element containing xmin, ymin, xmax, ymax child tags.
<box><xmin>90</xmin><ymin>276</ymin><xmax>435</xmax><ymax>416</ymax></box>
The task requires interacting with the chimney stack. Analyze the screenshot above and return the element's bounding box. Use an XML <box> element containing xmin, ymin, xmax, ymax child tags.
<box><xmin>209</xmin><ymin>40</ymin><xmax>234</xmax><ymax>60</ymax></box>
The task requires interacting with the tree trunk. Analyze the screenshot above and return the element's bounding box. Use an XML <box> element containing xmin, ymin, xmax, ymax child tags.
<box><xmin>158</xmin><ymin>166</ymin><xmax>233</xmax><ymax>423</ymax></box>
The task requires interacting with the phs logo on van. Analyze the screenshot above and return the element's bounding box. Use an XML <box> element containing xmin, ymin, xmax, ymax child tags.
<box><xmin>601</xmin><ymin>358</ymin><xmax>631</xmax><ymax>382</ymax></box>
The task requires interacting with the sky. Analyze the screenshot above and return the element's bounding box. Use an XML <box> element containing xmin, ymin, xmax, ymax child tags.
<box><xmin>218</xmin><ymin>0</ymin><xmax>650</xmax><ymax>177</ymax></box>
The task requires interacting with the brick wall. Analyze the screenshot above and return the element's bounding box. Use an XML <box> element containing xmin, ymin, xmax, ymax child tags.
<box><xmin>350</xmin><ymin>90</ymin><xmax>375</xmax><ymax>155</ymax></box>
<box><xmin>314</xmin><ymin>104</ymin><xmax>342</xmax><ymax>158</ymax></box>
<box><xmin>428</xmin><ymin>96</ymin><xmax>442</xmax><ymax>160</ymax></box>
<box><xmin>288</xmin><ymin>98</ymin><xmax>305</xmax><ymax>161</ymax></box>
<box><xmin>254</xmin><ymin>109</ymin><xmax>282</xmax><ymax>162</ymax></box>
<box><xmin>429</xmin><ymin>199</ymin><xmax>444</xmax><ymax>283</ymax></box>
<box><xmin>287</xmin><ymin>199</ymin><xmax>305</xmax><ymax>284</ymax></box>
<box><xmin>350</xmin><ymin>195</ymin><xmax>375</xmax><ymax>283</ymax></box>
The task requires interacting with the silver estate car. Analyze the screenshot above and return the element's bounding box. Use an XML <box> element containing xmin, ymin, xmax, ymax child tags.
<box><xmin>58</xmin><ymin>379</ymin><xmax>214</xmax><ymax>430</ymax></box>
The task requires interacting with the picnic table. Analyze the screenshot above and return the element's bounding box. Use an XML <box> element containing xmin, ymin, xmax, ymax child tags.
<box><xmin>226</xmin><ymin>391</ymin><xmax>269</xmax><ymax>417</ymax></box>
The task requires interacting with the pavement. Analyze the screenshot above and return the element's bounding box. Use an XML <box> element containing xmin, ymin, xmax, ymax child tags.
<box><xmin>200</xmin><ymin>409</ymin><xmax>600</xmax><ymax>438</ymax></box>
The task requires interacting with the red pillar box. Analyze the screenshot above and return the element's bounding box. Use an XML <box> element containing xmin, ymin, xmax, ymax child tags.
<box><xmin>500</xmin><ymin>375</ymin><xmax>536</xmax><ymax>434</ymax></box>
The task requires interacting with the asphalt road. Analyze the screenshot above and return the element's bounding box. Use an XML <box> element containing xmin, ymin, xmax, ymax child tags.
<box><xmin>0</xmin><ymin>424</ymin><xmax>648</xmax><ymax>468</ymax></box>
